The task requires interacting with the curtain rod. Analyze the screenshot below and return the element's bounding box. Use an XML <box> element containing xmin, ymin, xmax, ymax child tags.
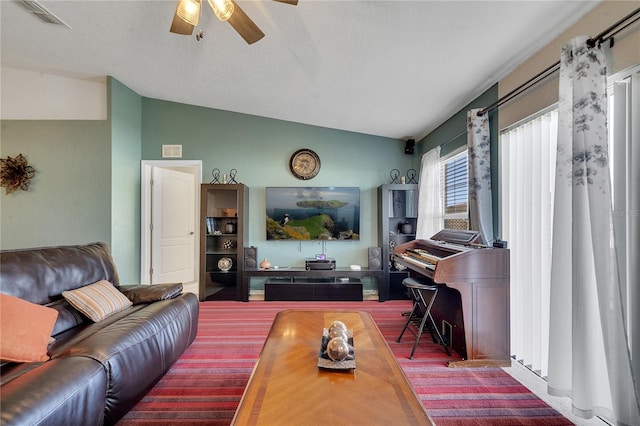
<box><xmin>478</xmin><ymin>7</ymin><xmax>640</xmax><ymax>117</ymax></box>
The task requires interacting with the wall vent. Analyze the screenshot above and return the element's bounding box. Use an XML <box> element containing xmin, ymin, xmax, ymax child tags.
<box><xmin>162</xmin><ymin>145</ymin><xmax>183</xmax><ymax>158</ymax></box>
<box><xmin>18</xmin><ymin>0</ymin><xmax>72</xmax><ymax>28</ymax></box>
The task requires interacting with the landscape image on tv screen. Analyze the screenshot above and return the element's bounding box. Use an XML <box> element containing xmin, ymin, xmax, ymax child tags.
<box><xmin>266</xmin><ymin>187</ymin><xmax>360</xmax><ymax>240</ymax></box>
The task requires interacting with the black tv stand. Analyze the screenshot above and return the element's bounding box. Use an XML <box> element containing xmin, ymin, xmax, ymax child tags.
<box><xmin>242</xmin><ymin>267</ymin><xmax>383</xmax><ymax>301</ymax></box>
<box><xmin>265</xmin><ymin>277</ymin><xmax>362</xmax><ymax>301</ymax></box>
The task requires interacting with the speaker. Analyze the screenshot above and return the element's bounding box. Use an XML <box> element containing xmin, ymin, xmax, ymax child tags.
<box><xmin>368</xmin><ymin>247</ymin><xmax>382</xmax><ymax>270</ymax></box>
<box><xmin>404</xmin><ymin>138</ymin><xmax>415</xmax><ymax>155</ymax></box>
<box><xmin>244</xmin><ymin>246</ymin><xmax>258</xmax><ymax>269</ymax></box>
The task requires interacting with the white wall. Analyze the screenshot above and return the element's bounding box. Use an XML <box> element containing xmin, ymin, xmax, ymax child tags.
<box><xmin>1</xmin><ymin>66</ymin><xmax>107</xmax><ymax>120</ymax></box>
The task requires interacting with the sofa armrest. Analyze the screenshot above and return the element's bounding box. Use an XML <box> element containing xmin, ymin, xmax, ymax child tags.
<box><xmin>119</xmin><ymin>283</ymin><xmax>183</xmax><ymax>305</ymax></box>
<box><xmin>0</xmin><ymin>357</ymin><xmax>106</xmax><ymax>426</ymax></box>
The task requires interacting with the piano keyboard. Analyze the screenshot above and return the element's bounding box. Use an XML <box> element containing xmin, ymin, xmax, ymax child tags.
<box><xmin>406</xmin><ymin>248</ymin><xmax>443</xmax><ymax>265</ymax></box>
<box><xmin>397</xmin><ymin>253</ymin><xmax>436</xmax><ymax>271</ymax></box>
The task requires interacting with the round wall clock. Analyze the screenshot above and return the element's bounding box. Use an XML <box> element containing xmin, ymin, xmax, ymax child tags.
<box><xmin>289</xmin><ymin>149</ymin><xmax>320</xmax><ymax>180</ymax></box>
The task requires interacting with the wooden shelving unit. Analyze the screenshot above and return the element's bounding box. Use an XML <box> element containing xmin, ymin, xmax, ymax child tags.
<box><xmin>377</xmin><ymin>184</ymin><xmax>419</xmax><ymax>301</ymax></box>
<box><xmin>200</xmin><ymin>184</ymin><xmax>248</xmax><ymax>301</ymax></box>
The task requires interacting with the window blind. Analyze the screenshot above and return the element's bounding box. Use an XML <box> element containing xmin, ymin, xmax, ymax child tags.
<box><xmin>441</xmin><ymin>150</ymin><xmax>468</xmax><ymax>230</ymax></box>
<box><xmin>500</xmin><ymin>109</ymin><xmax>557</xmax><ymax>377</ymax></box>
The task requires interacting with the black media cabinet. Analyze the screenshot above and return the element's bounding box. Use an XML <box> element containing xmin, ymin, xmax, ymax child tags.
<box><xmin>265</xmin><ymin>277</ymin><xmax>363</xmax><ymax>301</ymax></box>
<box><xmin>242</xmin><ymin>267</ymin><xmax>383</xmax><ymax>301</ymax></box>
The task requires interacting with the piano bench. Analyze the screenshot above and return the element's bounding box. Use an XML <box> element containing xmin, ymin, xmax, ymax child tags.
<box><xmin>397</xmin><ymin>278</ymin><xmax>451</xmax><ymax>359</ymax></box>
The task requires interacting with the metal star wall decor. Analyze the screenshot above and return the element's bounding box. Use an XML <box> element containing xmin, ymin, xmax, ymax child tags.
<box><xmin>0</xmin><ymin>153</ymin><xmax>36</xmax><ymax>194</ymax></box>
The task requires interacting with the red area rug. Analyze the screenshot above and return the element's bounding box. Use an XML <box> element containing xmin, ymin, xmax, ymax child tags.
<box><xmin>118</xmin><ymin>301</ymin><xmax>572</xmax><ymax>425</ymax></box>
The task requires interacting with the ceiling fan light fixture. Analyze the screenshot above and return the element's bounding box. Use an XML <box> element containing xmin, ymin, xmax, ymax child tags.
<box><xmin>177</xmin><ymin>0</ymin><xmax>201</xmax><ymax>26</ymax></box>
<box><xmin>208</xmin><ymin>0</ymin><xmax>234</xmax><ymax>21</ymax></box>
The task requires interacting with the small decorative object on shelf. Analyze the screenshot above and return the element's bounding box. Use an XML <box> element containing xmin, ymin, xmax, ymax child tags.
<box><xmin>218</xmin><ymin>257</ymin><xmax>232</xmax><ymax>272</ymax></box>
<box><xmin>400</xmin><ymin>220</ymin><xmax>413</xmax><ymax>234</ymax></box>
<box><xmin>260</xmin><ymin>258</ymin><xmax>271</xmax><ymax>269</ymax></box>
<box><xmin>228</xmin><ymin>169</ymin><xmax>238</xmax><ymax>184</ymax></box>
<box><xmin>210</xmin><ymin>168</ymin><xmax>221</xmax><ymax>184</ymax></box>
<box><xmin>406</xmin><ymin>168</ymin><xmax>418</xmax><ymax>184</ymax></box>
<box><xmin>389</xmin><ymin>168</ymin><xmax>401</xmax><ymax>184</ymax></box>
<box><xmin>1</xmin><ymin>153</ymin><xmax>36</xmax><ymax>195</ymax></box>
<box><xmin>222</xmin><ymin>239</ymin><xmax>233</xmax><ymax>250</ymax></box>
<box><xmin>225</xmin><ymin>221</ymin><xmax>235</xmax><ymax>234</ymax></box>
<box><xmin>388</xmin><ymin>168</ymin><xmax>418</xmax><ymax>185</ymax></box>
<box><xmin>222</xmin><ymin>208</ymin><xmax>237</xmax><ymax>217</ymax></box>
<box><xmin>210</xmin><ymin>168</ymin><xmax>240</xmax><ymax>184</ymax></box>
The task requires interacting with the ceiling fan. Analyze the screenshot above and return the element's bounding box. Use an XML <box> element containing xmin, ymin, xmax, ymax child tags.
<box><xmin>170</xmin><ymin>0</ymin><xmax>297</xmax><ymax>45</ymax></box>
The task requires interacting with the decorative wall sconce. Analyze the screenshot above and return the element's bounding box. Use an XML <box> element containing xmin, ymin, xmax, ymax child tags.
<box><xmin>0</xmin><ymin>153</ymin><xmax>36</xmax><ymax>195</ymax></box>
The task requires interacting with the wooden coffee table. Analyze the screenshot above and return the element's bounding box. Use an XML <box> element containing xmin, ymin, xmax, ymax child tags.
<box><xmin>231</xmin><ymin>310</ymin><xmax>434</xmax><ymax>425</ymax></box>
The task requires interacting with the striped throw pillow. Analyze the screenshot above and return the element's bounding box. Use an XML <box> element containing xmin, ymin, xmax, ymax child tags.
<box><xmin>62</xmin><ymin>280</ymin><xmax>132</xmax><ymax>322</ymax></box>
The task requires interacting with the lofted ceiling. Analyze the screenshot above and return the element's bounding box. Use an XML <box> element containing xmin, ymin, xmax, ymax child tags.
<box><xmin>1</xmin><ymin>0</ymin><xmax>601</xmax><ymax>140</ymax></box>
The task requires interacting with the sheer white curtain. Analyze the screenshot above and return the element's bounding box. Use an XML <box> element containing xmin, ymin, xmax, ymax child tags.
<box><xmin>501</xmin><ymin>109</ymin><xmax>557</xmax><ymax>377</ymax></box>
<box><xmin>467</xmin><ymin>109</ymin><xmax>493</xmax><ymax>245</ymax></box>
<box><xmin>548</xmin><ymin>36</ymin><xmax>640</xmax><ymax>424</ymax></box>
<box><xmin>416</xmin><ymin>146</ymin><xmax>442</xmax><ymax>239</ymax></box>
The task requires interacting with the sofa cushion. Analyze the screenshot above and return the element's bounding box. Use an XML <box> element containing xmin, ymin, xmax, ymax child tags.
<box><xmin>62</xmin><ymin>280</ymin><xmax>132</xmax><ymax>322</ymax></box>
<box><xmin>0</xmin><ymin>294</ymin><xmax>58</xmax><ymax>363</ymax></box>
<box><xmin>120</xmin><ymin>283</ymin><xmax>183</xmax><ymax>304</ymax></box>
<box><xmin>46</xmin><ymin>298</ymin><xmax>87</xmax><ymax>336</ymax></box>
<box><xmin>0</xmin><ymin>242</ymin><xmax>120</xmax><ymax>305</ymax></box>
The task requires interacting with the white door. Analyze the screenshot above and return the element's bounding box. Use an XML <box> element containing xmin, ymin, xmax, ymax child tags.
<box><xmin>151</xmin><ymin>167</ymin><xmax>195</xmax><ymax>284</ymax></box>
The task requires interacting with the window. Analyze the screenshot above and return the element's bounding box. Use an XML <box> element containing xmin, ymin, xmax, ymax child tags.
<box><xmin>500</xmin><ymin>64</ymin><xmax>639</xmax><ymax>378</ymax></box>
<box><xmin>441</xmin><ymin>150</ymin><xmax>468</xmax><ymax>230</ymax></box>
<box><xmin>607</xmin><ymin>65</ymin><xmax>639</xmax><ymax>366</ymax></box>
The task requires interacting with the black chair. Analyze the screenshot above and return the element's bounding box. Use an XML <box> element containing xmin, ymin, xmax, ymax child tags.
<box><xmin>397</xmin><ymin>277</ymin><xmax>451</xmax><ymax>359</ymax></box>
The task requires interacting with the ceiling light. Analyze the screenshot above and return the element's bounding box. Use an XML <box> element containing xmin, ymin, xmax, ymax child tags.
<box><xmin>207</xmin><ymin>0</ymin><xmax>234</xmax><ymax>22</ymax></box>
<box><xmin>177</xmin><ymin>0</ymin><xmax>201</xmax><ymax>26</ymax></box>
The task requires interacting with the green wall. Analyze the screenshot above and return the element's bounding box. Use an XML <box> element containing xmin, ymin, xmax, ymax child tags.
<box><xmin>0</xmin><ymin>78</ymin><xmax>142</xmax><ymax>284</ymax></box>
<box><xmin>0</xmin><ymin>120</ymin><xmax>111</xmax><ymax>248</ymax></box>
<box><xmin>1</xmin><ymin>79</ymin><xmax>497</xmax><ymax>279</ymax></box>
<box><xmin>419</xmin><ymin>85</ymin><xmax>498</xmax><ymax>155</ymax></box>
<box><xmin>141</xmin><ymin>99</ymin><xmax>413</xmax><ymax>267</ymax></box>
<box><xmin>109</xmin><ymin>78</ymin><xmax>142</xmax><ymax>283</ymax></box>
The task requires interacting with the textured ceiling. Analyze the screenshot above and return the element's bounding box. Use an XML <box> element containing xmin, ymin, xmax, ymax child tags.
<box><xmin>1</xmin><ymin>0</ymin><xmax>601</xmax><ymax>140</ymax></box>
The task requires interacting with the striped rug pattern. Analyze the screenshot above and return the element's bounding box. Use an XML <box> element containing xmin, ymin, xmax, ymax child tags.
<box><xmin>118</xmin><ymin>301</ymin><xmax>571</xmax><ymax>425</ymax></box>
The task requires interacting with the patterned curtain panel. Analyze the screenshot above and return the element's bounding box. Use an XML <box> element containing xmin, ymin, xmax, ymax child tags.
<box><xmin>466</xmin><ymin>109</ymin><xmax>493</xmax><ymax>245</ymax></box>
<box><xmin>548</xmin><ymin>36</ymin><xmax>640</xmax><ymax>424</ymax></box>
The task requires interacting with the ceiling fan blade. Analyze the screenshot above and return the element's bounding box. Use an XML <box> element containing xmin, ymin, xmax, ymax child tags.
<box><xmin>169</xmin><ymin>3</ymin><xmax>196</xmax><ymax>35</ymax></box>
<box><xmin>170</xmin><ymin>15</ymin><xmax>195</xmax><ymax>35</ymax></box>
<box><xmin>227</xmin><ymin>1</ymin><xmax>265</xmax><ymax>44</ymax></box>
<box><xmin>273</xmin><ymin>0</ymin><xmax>298</xmax><ymax>5</ymax></box>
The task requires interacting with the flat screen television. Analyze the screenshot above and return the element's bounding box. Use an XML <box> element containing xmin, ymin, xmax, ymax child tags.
<box><xmin>266</xmin><ymin>187</ymin><xmax>360</xmax><ymax>240</ymax></box>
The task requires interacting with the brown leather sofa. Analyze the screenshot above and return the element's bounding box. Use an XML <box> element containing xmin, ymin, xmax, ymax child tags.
<box><xmin>0</xmin><ymin>242</ymin><xmax>199</xmax><ymax>425</ymax></box>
